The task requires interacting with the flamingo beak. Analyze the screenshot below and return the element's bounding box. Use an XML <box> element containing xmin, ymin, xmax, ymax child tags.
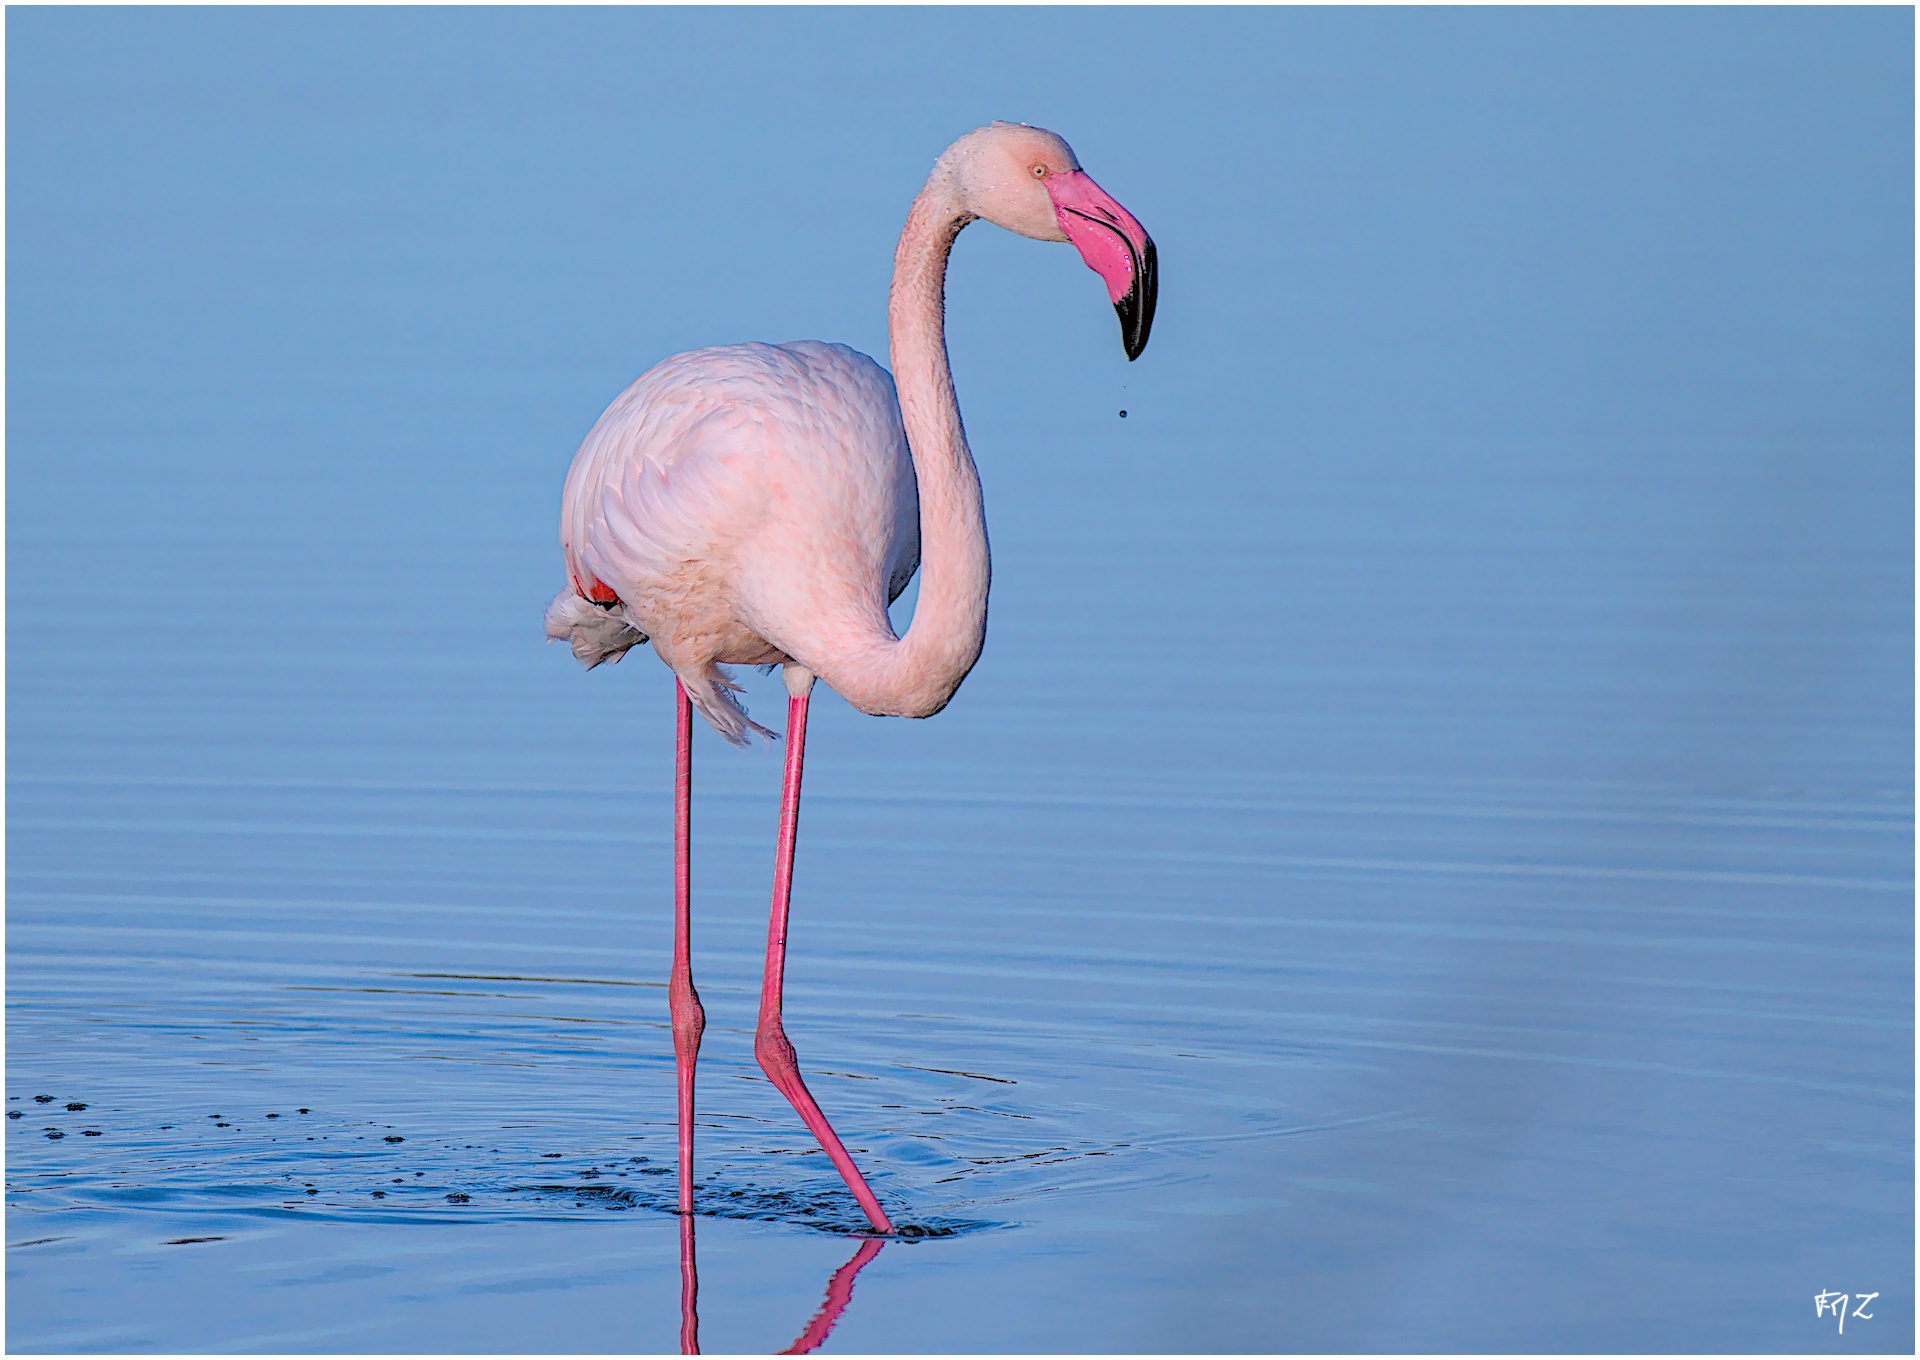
<box><xmin>1044</xmin><ymin>170</ymin><xmax>1157</xmax><ymax>360</ymax></box>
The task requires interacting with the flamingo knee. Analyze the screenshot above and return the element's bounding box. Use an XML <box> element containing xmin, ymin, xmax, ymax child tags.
<box><xmin>753</xmin><ymin>1019</ymin><xmax>802</xmax><ymax>1093</ymax></box>
<box><xmin>671</xmin><ymin>981</ymin><xmax>705</xmax><ymax>1061</ymax></box>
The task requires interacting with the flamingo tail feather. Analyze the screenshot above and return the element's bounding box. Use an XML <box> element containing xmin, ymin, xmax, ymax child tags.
<box><xmin>680</xmin><ymin>665</ymin><xmax>779</xmax><ymax>748</ymax></box>
<box><xmin>544</xmin><ymin>590</ymin><xmax>649</xmax><ymax>669</ymax></box>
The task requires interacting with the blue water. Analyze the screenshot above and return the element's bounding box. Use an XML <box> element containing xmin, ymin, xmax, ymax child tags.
<box><xmin>8</xmin><ymin>8</ymin><xmax>1912</xmax><ymax>1352</ymax></box>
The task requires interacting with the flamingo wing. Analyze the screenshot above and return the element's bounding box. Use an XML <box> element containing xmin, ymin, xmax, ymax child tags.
<box><xmin>551</xmin><ymin>341</ymin><xmax>918</xmax><ymax>744</ymax></box>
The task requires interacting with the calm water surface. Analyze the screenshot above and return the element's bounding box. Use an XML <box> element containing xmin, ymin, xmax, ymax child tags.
<box><xmin>8</xmin><ymin>8</ymin><xmax>1913</xmax><ymax>1352</ymax></box>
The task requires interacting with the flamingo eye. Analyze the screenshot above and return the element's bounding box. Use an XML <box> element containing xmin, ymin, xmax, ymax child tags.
<box><xmin>1031</xmin><ymin>165</ymin><xmax>1047</xmax><ymax>178</ymax></box>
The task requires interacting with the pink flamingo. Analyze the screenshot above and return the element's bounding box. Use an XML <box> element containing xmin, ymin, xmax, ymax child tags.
<box><xmin>546</xmin><ymin>122</ymin><xmax>1156</xmax><ymax>1237</ymax></box>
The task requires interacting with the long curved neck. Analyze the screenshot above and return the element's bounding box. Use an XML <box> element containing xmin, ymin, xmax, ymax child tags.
<box><xmin>832</xmin><ymin>180</ymin><xmax>990</xmax><ymax>719</ymax></box>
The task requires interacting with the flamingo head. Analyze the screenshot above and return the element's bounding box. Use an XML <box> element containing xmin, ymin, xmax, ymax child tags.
<box><xmin>940</xmin><ymin>122</ymin><xmax>1158</xmax><ymax>360</ymax></box>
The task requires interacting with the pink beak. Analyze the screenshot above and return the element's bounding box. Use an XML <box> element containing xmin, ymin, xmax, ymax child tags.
<box><xmin>1043</xmin><ymin>169</ymin><xmax>1158</xmax><ymax>360</ymax></box>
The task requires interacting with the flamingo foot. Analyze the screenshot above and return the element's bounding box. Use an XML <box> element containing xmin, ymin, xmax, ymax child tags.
<box><xmin>754</xmin><ymin>1020</ymin><xmax>894</xmax><ymax>1234</ymax></box>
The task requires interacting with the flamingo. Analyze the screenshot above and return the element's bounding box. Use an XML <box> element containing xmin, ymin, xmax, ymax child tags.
<box><xmin>544</xmin><ymin>122</ymin><xmax>1156</xmax><ymax>1237</ymax></box>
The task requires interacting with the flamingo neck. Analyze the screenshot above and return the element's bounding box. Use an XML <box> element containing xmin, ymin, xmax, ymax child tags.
<box><xmin>834</xmin><ymin>178</ymin><xmax>990</xmax><ymax>719</ymax></box>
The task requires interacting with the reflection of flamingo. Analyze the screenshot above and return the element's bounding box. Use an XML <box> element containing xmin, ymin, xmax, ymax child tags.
<box><xmin>675</xmin><ymin>1213</ymin><xmax>886</xmax><ymax>1355</ymax></box>
<box><xmin>547</xmin><ymin>122</ymin><xmax>1157</xmax><ymax>1233</ymax></box>
<box><xmin>778</xmin><ymin>1237</ymin><xmax>887</xmax><ymax>1355</ymax></box>
<box><xmin>679</xmin><ymin>1216</ymin><xmax>699</xmax><ymax>1355</ymax></box>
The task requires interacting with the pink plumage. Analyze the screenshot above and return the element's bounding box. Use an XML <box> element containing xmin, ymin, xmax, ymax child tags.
<box><xmin>549</xmin><ymin>341</ymin><xmax>919</xmax><ymax>744</ymax></box>
<box><xmin>544</xmin><ymin>122</ymin><xmax>1155</xmax><ymax>1244</ymax></box>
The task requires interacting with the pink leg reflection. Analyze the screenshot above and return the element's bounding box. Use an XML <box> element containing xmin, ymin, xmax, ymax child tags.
<box><xmin>779</xmin><ymin>1237</ymin><xmax>887</xmax><ymax>1355</ymax></box>
<box><xmin>678</xmin><ymin>1211</ymin><xmax>700</xmax><ymax>1355</ymax></box>
<box><xmin>677</xmin><ymin>1213</ymin><xmax>883</xmax><ymax>1357</ymax></box>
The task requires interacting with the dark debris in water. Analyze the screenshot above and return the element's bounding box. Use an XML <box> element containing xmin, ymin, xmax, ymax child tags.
<box><xmin>6</xmin><ymin>1097</ymin><xmax>1007</xmax><ymax>1241</ymax></box>
<box><xmin>503</xmin><ymin>1178</ymin><xmax>985</xmax><ymax>1239</ymax></box>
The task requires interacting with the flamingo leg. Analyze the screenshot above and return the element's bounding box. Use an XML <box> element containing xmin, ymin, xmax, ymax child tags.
<box><xmin>670</xmin><ymin>679</ymin><xmax>705</xmax><ymax>1218</ymax></box>
<box><xmin>754</xmin><ymin>690</ymin><xmax>895</xmax><ymax>1234</ymax></box>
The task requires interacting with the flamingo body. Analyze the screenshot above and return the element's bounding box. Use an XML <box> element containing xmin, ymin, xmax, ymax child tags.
<box><xmin>550</xmin><ymin>340</ymin><xmax>919</xmax><ymax>743</ymax></box>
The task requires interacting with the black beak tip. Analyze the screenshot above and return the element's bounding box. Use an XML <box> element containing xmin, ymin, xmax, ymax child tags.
<box><xmin>1114</xmin><ymin>233</ymin><xmax>1158</xmax><ymax>361</ymax></box>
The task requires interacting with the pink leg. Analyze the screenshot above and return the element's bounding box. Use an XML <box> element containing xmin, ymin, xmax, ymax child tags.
<box><xmin>754</xmin><ymin>691</ymin><xmax>895</xmax><ymax>1234</ymax></box>
<box><xmin>670</xmin><ymin>679</ymin><xmax>705</xmax><ymax>1218</ymax></box>
<box><xmin>779</xmin><ymin>1237</ymin><xmax>886</xmax><ymax>1354</ymax></box>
